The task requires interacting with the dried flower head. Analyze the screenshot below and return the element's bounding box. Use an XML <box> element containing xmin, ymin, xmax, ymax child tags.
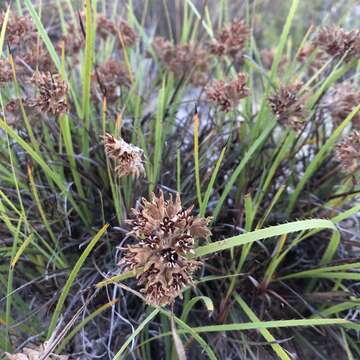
<box><xmin>20</xmin><ymin>43</ymin><xmax>57</xmax><ymax>73</ymax></box>
<box><xmin>120</xmin><ymin>191</ymin><xmax>211</xmax><ymax>305</ymax></box>
<box><xmin>29</xmin><ymin>72</ymin><xmax>68</xmax><ymax>115</ymax></box>
<box><xmin>6</xmin><ymin>343</ymin><xmax>68</xmax><ymax>360</ymax></box>
<box><xmin>325</xmin><ymin>82</ymin><xmax>360</xmax><ymax>129</ymax></box>
<box><xmin>313</xmin><ymin>26</ymin><xmax>360</xmax><ymax>62</ymax></box>
<box><xmin>268</xmin><ymin>83</ymin><xmax>307</xmax><ymax>131</ymax></box>
<box><xmin>335</xmin><ymin>131</ymin><xmax>360</xmax><ymax>173</ymax></box>
<box><xmin>0</xmin><ymin>59</ymin><xmax>13</xmax><ymax>84</ymax></box>
<box><xmin>103</xmin><ymin>133</ymin><xmax>144</xmax><ymax>178</ymax></box>
<box><xmin>0</xmin><ymin>12</ymin><xmax>36</xmax><ymax>47</ymax></box>
<box><xmin>93</xmin><ymin>59</ymin><xmax>131</xmax><ymax>102</ymax></box>
<box><xmin>209</xmin><ymin>19</ymin><xmax>250</xmax><ymax>58</ymax></box>
<box><xmin>206</xmin><ymin>73</ymin><xmax>249</xmax><ymax>112</ymax></box>
<box><xmin>57</xmin><ymin>24</ymin><xmax>84</xmax><ymax>58</ymax></box>
<box><xmin>153</xmin><ymin>37</ymin><xmax>209</xmax><ymax>86</ymax></box>
<box><xmin>97</xmin><ymin>15</ymin><xmax>138</xmax><ymax>47</ymax></box>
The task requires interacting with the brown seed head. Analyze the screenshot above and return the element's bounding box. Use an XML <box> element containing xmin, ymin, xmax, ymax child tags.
<box><xmin>313</xmin><ymin>26</ymin><xmax>360</xmax><ymax>62</ymax></box>
<box><xmin>120</xmin><ymin>191</ymin><xmax>211</xmax><ymax>306</ymax></box>
<box><xmin>268</xmin><ymin>83</ymin><xmax>307</xmax><ymax>131</ymax></box>
<box><xmin>93</xmin><ymin>59</ymin><xmax>131</xmax><ymax>102</ymax></box>
<box><xmin>335</xmin><ymin>131</ymin><xmax>360</xmax><ymax>173</ymax></box>
<box><xmin>153</xmin><ymin>37</ymin><xmax>209</xmax><ymax>86</ymax></box>
<box><xmin>102</xmin><ymin>133</ymin><xmax>144</xmax><ymax>178</ymax></box>
<box><xmin>209</xmin><ymin>19</ymin><xmax>250</xmax><ymax>58</ymax></box>
<box><xmin>97</xmin><ymin>15</ymin><xmax>138</xmax><ymax>47</ymax></box>
<box><xmin>206</xmin><ymin>73</ymin><xmax>249</xmax><ymax>112</ymax></box>
<box><xmin>29</xmin><ymin>72</ymin><xmax>68</xmax><ymax>115</ymax></box>
<box><xmin>0</xmin><ymin>12</ymin><xmax>36</xmax><ymax>47</ymax></box>
<box><xmin>326</xmin><ymin>82</ymin><xmax>360</xmax><ymax>130</ymax></box>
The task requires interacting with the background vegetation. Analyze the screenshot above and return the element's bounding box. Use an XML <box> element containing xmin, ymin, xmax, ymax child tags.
<box><xmin>0</xmin><ymin>0</ymin><xmax>359</xmax><ymax>359</ymax></box>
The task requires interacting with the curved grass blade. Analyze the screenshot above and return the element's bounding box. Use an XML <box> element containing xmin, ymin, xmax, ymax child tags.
<box><xmin>48</xmin><ymin>224</ymin><xmax>109</xmax><ymax>336</ymax></box>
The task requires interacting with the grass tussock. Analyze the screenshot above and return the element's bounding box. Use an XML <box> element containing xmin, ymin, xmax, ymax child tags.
<box><xmin>0</xmin><ymin>0</ymin><xmax>359</xmax><ymax>359</ymax></box>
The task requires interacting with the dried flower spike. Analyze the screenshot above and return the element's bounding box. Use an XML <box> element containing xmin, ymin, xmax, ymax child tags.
<box><xmin>313</xmin><ymin>26</ymin><xmax>360</xmax><ymax>62</ymax></box>
<box><xmin>103</xmin><ymin>133</ymin><xmax>144</xmax><ymax>178</ymax></box>
<box><xmin>30</xmin><ymin>72</ymin><xmax>68</xmax><ymax>115</ymax></box>
<box><xmin>120</xmin><ymin>191</ymin><xmax>211</xmax><ymax>306</ymax></box>
<box><xmin>206</xmin><ymin>73</ymin><xmax>249</xmax><ymax>112</ymax></box>
<box><xmin>209</xmin><ymin>19</ymin><xmax>250</xmax><ymax>58</ymax></box>
<box><xmin>268</xmin><ymin>83</ymin><xmax>307</xmax><ymax>131</ymax></box>
<box><xmin>335</xmin><ymin>131</ymin><xmax>360</xmax><ymax>173</ymax></box>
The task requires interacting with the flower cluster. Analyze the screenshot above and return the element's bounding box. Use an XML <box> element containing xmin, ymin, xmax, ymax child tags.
<box><xmin>97</xmin><ymin>15</ymin><xmax>138</xmax><ymax>47</ymax></box>
<box><xmin>206</xmin><ymin>73</ymin><xmax>249</xmax><ymax>112</ymax></box>
<box><xmin>268</xmin><ymin>83</ymin><xmax>307</xmax><ymax>131</ymax></box>
<box><xmin>93</xmin><ymin>59</ymin><xmax>131</xmax><ymax>102</ymax></box>
<box><xmin>0</xmin><ymin>12</ymin><xmax>36</xmax><ymax>47</ymax></box>
<box><xmin>335</xmin><ymin>131</ymin><xmax>360</xmax><ymax>173</ymax></box>
<box><xmin>209</xmin><ymin>19</ymin><xmax>250</xmax><ymax>59</ymax></box>
<box><xmin>103</xmin><ymin>133</ymin><xmax>144</xmax><ymax>178</ymax></box>
<box><xmin>29</xmin><ymin>72</ymin><xmax>68</xmax><ymax>115</ymax></box>
<box><xmin>326</xmin><ymin>82</ymin><xmax>360</xmax><ymax>129</ymax></box>
<box><xmin>313</xmin><ymin>26</ymin><xmax>360</xmax><ymax>62</ymax></box>
<box><xmin>120</xmin><ymin>191</ymin><xmax>211</xmax><ymax>306</ymax></box>
<box><xmin>152</xmin><ymin>37</ymin><xmax>209</xmax><ymax>86</ymax></box>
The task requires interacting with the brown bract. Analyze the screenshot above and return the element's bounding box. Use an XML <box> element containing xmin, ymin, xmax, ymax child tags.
<box><xmin>335</xmin><ymin>131</ymin><xmax>360</xmax><ymax>173</ymax></box>
<box><xmin>29</xmin><ymin>72</ymin><xmax>68</xmax><ymax>115</ymax></box>
<box><xmin>152</xmin><ymin>37</ymin><xmax>209</xmax><ymax>86</ymax></box>
<box><xmin>313</xmin><ymin>26</ymin><xmax>360</xmax><ymax>62</ymax></box>
<box><xmin>120</xmin><ymin>191</ymin><xmax>211</xmax><ymax>306</ymax></box>
<box><xmin>268</xmin><ymin>83</ymin><xmax>307</xmax><ymax>131</ymax></box>
<box><xmin>102</xmin><ymin>133</ymin><xmax>144</xmax><ymax>178</ymax></box>
<box><xmin>206</xmin><ymin>73</ymin><xmax>249</xmax><ymax>112</ymax></box>
<box><xmin>209</xmin><ymin>19</ymin><xmax>250</xmax><ymax>59</ymax></box>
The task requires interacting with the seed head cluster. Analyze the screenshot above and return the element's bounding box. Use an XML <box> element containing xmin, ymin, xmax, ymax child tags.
<box><xmin>326</xmin><ymin>82</ymin><xmax>360</xmax><ymax>130</ymax></box>
<box><xmin>209</xmin><ymin>19</ymin><xmax>250</xmax><ymax>59</ymax></box>
<box><xmin>120</xmin><ymin>191</ymin><xmax>211</xmax><ymax>306</ymax></box>
<box><xmin>313</xmin><ymin>26</ymin><xmax>360</xmax><ymax>62</ymax></box>
<box><xmin>93</xmin><ymin>59</ymin><xmax>131</xmax><ymax>102</ymax></box>
<box><xmin>30</xmin><ymin>72</ymin><xmax>68</xmax><ymax>115</ymax></box>
<box><xmin>335</xmin><ymin>131</ymin><xmax>360</xmax><ymax>173</ymax></box>
<box><xmin>206</xmin><ymin>73</ymin><xmax>249</xmax><ymax>112</ymax></box>
<box><xmin>153</xmin><ymin>37</ymin><xmax>209</xmax><ymax>86</ymax></box>
<box><xmin>268</xmin><ymin>83</ymin><xmax>307</xmax><ymax>131</ymax></box>
<box><xmin>97</xmin><ymin>15</ymin><xmax>138</xmax><ymax>47</ymax></box>
<box><xmin>103</xmin><ymin>133</ymin><xmax>144</xmax><ymax>178</ymax></box>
